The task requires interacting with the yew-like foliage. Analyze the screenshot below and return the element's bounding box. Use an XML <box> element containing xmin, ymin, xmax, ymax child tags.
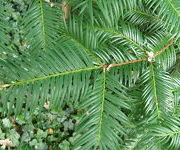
<box><xmin>0</xmin><ymin>0</ymin><xmax>180</xmax><ymax>149</ymax></box>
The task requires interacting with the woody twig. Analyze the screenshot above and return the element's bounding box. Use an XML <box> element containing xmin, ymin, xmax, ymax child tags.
<box><xmin>103</xmin><ymin>40</ymin><xmax>175</xmax><ymax>71</ymax></box>
<box><xmin>0</xmin><ymin>40</ymin><xmax>176</xmax><ymax>89</ymax></box>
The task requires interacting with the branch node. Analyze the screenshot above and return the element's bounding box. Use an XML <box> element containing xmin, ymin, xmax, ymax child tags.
<box><xmin>103</xmin><ymin>64</ymin><xmax>113</xmax><ymax>72</ymax></box>
<box><xmin>146</xmin><ymin>51</ymin><xmax>155</xmax><ymax>62</ymax></box>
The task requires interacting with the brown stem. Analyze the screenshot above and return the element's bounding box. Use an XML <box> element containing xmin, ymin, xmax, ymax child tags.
<box><xmin>0</xmin><ymin>40</ymin><xmax>176</xmax><ymax>88</ymax></box>
<box><xmin>103</xmin><ymin>40</ymin><xmax>175</xmax><ymax>71</ymax></box>
<box><xmin>154</xmin><ymin>40</ymin><xmax>175</xmax><ymax>57</ymax></box>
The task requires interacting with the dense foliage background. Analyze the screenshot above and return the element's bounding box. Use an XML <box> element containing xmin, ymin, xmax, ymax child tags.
<box><xmin>0</xmin><ymin>0</ymin><xmax>180</xmax><ymax>150</ymax></box>
<box><xmin>0</xmin><ymin>0</ymin><xmax>78</xmax><ymax>149</ymax></box>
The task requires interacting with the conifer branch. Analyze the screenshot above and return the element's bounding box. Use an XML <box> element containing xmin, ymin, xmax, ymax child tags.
<box><xmin>103</xmin><ymin>40</ymin><xmax>175</xmax><ymax>71</ymax></box>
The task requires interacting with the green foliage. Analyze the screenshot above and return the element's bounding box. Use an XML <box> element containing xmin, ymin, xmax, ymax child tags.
<box><xmin>0</xmin><ymin>0</ymin><xmax>180</xmax><ymax>149</ymax></box>
<box><xmin>0</xmin><ymin>102</ymin><xmax>79</xmax><ymax>149</ymax></box>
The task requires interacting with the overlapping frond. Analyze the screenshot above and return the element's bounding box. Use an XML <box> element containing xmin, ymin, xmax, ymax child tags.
<box><xmin>0</xmin><ymin>37</ymin><xmax>97</xmax><ymax>115</ymax></box>
<box><xmin>148</xmin><ymin>116</ymin><xmax>180</xmax><ymax>150</ymax></box>
<box><xmin>73</xmin><ymin>71</ymin><xmax>132</xmax><ymax>150</ymax></box>
<box><xmin>22</xmin><ymin>0</ymin><xmax>63</xmax><ymax>52</ymax></box>
<box><xmin>61</xmin><ymin>17</ymin><xmax>102</xmax><ymax>64</ymax></box>
<box><xmin>171</xmin><ymin>74</ymin><xmax>180</xmax><ymax>111</ymax></box>
<box><xmin>73</xmin><ymin>0</ymin><xmax>140</xmax><ymax>24</ymax></box>
<box><xmin>93</xmin><ymin>24</ymin><xmax>145</xmax><ymax>57</ymax></box>
<box><xmin>125</xmin><ymin>7</ymin><xmax>172</xmax><ymax>48</ymax></box>
<box><xmin>71</xmin><ymin>0</ymin><xmax>148</xmax><ymax>61</ymax></box>
<box><xmin>125</xmin><ymin>7</ymin><xmax>161</xmax><ymax>26</ymax></box>
<box><xmin>172</xmin><ymin>53</ymin><xmax>180</xmax><ymax>73</ymax></box>
<box><xmin>151</xmin><ymin>36</ymin><xmax>177</xmax><ymax>70</ymax></box>
<box><xmin>0</xmin><ymin>1</ymin><xmax>11</xmax><ymax>56</ymax></box>
<box><xmin>107</xmin><ymin>62</ymin><xmax>147</xmax><ymax>87</ymax></box>
<box><xmin>0</xmin><ymin>0</ymin><xmax>180</xmax><ymax>149</ymax></box>
<box><xmin>145</xmin><ymin>0</ymin><xmax>180</xmax><ymax>36</ymax></box>
<box><xmin>141</xmin><ymin>64</ymin><xmax>174</xmax><ymax>118</ymax></box>
<box><xmin>122</xmin><ymin>116</ymin><xmax>180</xmax><ymax>150</ymax></box>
